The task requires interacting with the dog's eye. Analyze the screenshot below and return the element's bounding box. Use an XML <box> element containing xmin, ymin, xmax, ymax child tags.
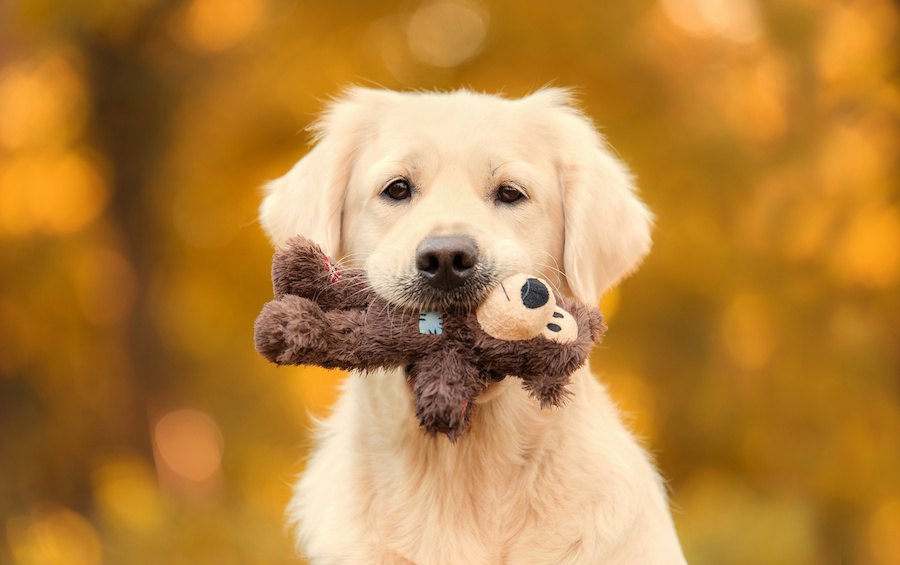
<box><xmin>496</xmin><ymin>184</ymin><xmax>526</xmax><ymax>204</ymax></box>
<box><xmin>382</xmin><ymin>179</ymin><xmax>412</xmax><ymax>201</ymax></box>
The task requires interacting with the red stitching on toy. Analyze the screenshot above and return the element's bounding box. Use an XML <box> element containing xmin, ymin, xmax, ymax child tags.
<box><xmin>323</xmin><ymin>256</ymin><xmax>340</xmax><ymax>283</ymax></box>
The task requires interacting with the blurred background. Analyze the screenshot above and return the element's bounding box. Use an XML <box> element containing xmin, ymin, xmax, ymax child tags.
<box><xmin>0</xmin><ymin>0</ymin><xmax>897</xmax><ymax>563</ymax></box>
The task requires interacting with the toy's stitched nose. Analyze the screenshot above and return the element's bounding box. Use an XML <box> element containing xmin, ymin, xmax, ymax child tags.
<box><xmin>520</xmin><ymin>278</ymin><xmax>550</xmax><ymax>309</ymax></box>
<box><xmin>415</xmin><ymin>236</ymin><xmax>478</xmax><ymax>291</ymax></box>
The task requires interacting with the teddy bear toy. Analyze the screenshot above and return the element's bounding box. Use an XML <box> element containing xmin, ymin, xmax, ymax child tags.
<box><xmin>254</xmin><ymin>237</ymin><xmax>605</xmax><ymax>441</ymax></box>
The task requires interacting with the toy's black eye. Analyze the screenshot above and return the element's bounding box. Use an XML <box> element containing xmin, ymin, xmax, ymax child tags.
<box><xmin>496</xmin><ymin>184</ymin><xmax>525</xmax><ymax>204</ymax></box>
<box><xmin>382</xmin><ymin>179</ymin><xmax>411</xmax><ymax>201</ymax></box>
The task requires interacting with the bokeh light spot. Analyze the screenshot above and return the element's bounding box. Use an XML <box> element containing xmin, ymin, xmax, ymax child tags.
<box><xmin>660</xmin><ymin>0</ymin><xmax>762</xmax><ymax>43</ymax></box>
<box><xmin>0</xmin><ymin>53</ymin><xmax>87</xmax><ymax>151</ymax></box>
<box><xmin>153</xmin><ymin>409</ymin><xmax>224</xmax><ymax>482</ymax></box>
<box><xmin>368</xmin><ymin>15</ymin><xmax>420</xmax><ymax>84</ymax></box>
<box><xmin>817</xmin><ymin>113</ymin><xmax>895</xmax><ymax>196</ymax></box>
<box><xmin>816</xmin><ymin>1</ymin><xmax>897</xmax><ymax>85</ymax></box>
<box><xmin>92</xmin><ymin>454</ymin><xmax>165</xmax><ymax>532</ymax></box>
<box><xmin>830</xmin><ymin>207</ymin><xmax>900</xmax><ymax>288</ymax></box>
<box><xmin>0</xmin><ymin>151</ymin><xmax>109</xmax><ymax>236</ymax></box>
<box><xmin>178</xmin><ymin>0</ymin><xmax>266</xmax><ymax>53</ymax></box>
<box><xmin>407</xmin><ymin>0</ymin><xmax>488</xmax><ymax>68</ymax></box>
<box><xmin>6</xmin><ymin>506</ymin><xmax>103</xmax><ymax>565</ymax></box>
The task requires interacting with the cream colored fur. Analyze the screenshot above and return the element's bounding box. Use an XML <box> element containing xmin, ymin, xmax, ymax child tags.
<box><xmin>260</xmin><ymin>87</ymin><xmax>687</xmax><ymax>564</ymax></box>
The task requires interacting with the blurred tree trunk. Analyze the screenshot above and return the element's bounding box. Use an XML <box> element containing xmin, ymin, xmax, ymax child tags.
<box><xmin>81</xmin><ymin>0</ymin><xmax>185</xmax><ymax>465</ymax></box>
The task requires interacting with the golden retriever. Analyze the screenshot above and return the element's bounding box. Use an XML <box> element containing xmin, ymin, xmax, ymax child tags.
<box><xmin>259</xmin><ymin>87</ymin><xmax>687</xmax><ymax>564</ymax></box>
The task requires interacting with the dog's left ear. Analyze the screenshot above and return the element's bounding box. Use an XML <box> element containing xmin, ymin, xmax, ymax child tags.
<box><xmin>259</xmin><ymin>87</ymin><xmax>385</xmax><ymax>256</ymax></box>
<box><xmin>526</xmin><ymin>89</ymin><xmax>653</xmax><ymax>303</ymax></box>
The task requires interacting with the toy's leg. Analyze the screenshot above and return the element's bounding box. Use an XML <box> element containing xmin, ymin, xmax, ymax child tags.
<box><xmin>272</xmin><ymin>238</ymin><xmax>374</xmax><ymax>310</ymax></box>
<box><xmin>410</xmin><ymin>349</ymin><xmax>486</xmax><ymax>441</ymax></box>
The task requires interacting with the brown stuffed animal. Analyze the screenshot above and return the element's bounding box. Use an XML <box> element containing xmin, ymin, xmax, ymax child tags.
<box><xmin>254</xmin><ymin>237</ymin><xmax>605</xmax><ymax>441</ymax></box>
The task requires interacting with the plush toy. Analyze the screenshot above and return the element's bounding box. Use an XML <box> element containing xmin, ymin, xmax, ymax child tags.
<box><xmin>254</xmin><ymin>237</ymin><xmax>605</xmax><ymax>441</ymax></box>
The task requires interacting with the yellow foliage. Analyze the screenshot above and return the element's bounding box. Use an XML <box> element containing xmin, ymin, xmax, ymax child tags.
<box><xmin>0</xmin><ymin>151</ymin><xmax>108</xmax><ymax>236</ymax></box>
<box><xmin>92</xmin><ymin>454</ymin><xmax>166</xmax><ymax>532</ymax></box>
<box><xmin>0</xmin><ymin>0</ymin><xmax>897</xmax><ymax>562</ymax></box>
<box><xmin>6</xmin><ymin>506</ymin><xmax>103</xmax><ymax>565</ymax></box>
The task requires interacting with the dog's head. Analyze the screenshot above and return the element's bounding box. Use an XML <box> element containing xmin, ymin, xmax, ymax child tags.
<box><xmin>260</xmin><ymin>87</ymin><xmax>652</xmax><ymax>309</ymax></box>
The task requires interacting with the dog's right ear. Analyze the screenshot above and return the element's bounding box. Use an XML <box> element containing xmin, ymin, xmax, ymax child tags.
<box><xmin>259</xmin><ymin>87</ymin><xmax>383</xmax><ymax>256</ymax></box>
<box><xmin>524</xmin><ymin>88</ymin><xmax>653</xmax><ymax>304</ymax></box>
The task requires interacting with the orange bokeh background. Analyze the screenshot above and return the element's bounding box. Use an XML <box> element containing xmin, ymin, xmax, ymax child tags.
<box><xmin>1</xmin><ymin>1</ymin><xmax>897</xmax><ymax>563</ymax></box>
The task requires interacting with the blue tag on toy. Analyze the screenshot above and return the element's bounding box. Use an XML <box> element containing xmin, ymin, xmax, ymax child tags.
<box><xmin>418</xmin><ymin>311</ymin><xmax>443</xmax><ymax>335</ymax></box>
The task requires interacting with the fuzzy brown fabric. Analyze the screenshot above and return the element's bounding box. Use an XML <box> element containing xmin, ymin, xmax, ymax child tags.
<box><xmin>254</xmin><ymin>237</ymin><xmax>605</xmax><ymax>441</ymax></box>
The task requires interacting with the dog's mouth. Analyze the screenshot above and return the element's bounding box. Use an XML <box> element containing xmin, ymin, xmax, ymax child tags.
<box><xmin>371</xmin><ymin>263</ymin><xmax>500</xmax><ymax>313</ymax></box>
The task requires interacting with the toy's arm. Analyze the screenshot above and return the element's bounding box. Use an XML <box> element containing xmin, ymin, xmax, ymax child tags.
<box><xmin>475</xmin><ymin>337</ymin><xmax>586</xmax><ymax>407</ymax></box>
<box><xmin>254</xmin><ymin>295</ymin><xmax>404</xmax><ymax>371</ymax></box>
<box><xmin>271</xmin><ymin>236</ymin><xmax>374</xmax><ymax>310</ymax></box>
<box><xmin>474</xmin><ymin>300</ymin><xmax>604</xmax><ymax>407</ymax></box>
<box><xmin>476</xmin><ymin>308</ymin><xmax>602</xmax><ymax>375</ymax></box>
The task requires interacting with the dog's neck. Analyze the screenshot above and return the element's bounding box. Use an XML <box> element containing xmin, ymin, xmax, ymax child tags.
<box><xmin>348</xmin><ymin>367</ymin><xmax>588</xmax><ymax>478</ymax></box>
<box><xmin>332</xmin><ymin>364</ymin><xmax>613</xmax><ymax>551</ymax></box>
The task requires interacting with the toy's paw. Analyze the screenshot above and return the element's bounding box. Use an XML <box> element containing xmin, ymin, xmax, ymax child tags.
<box><xmin>477</xmin><ymin>274</ymin><xmax>557</xmax><ymax>340</ymax></box>
<box><xmin>522</xmin><ymin>377</ymin><xmax>572</xmax><ymax>409</ymax></box>
<box><xmin>271</xmin><ymin>236</ymin><xmax>335</xmax><ymax>298</ymax></box>
<box><xmin>254</xmin><ymin>295</ymin><xmax>329</xmax><ymax>365</ymax></box>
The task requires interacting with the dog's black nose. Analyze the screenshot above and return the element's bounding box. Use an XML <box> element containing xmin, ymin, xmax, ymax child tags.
<box><xmin>416</xmin><ymin>236</ymin><xmax>478</xmax><ymax>290</ymax></box>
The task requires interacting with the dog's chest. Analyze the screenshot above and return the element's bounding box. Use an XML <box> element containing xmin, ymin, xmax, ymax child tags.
<box><xmin>290</xmin><ymin>368</ymin><xmax>604</xmax><ymax>563</ymax></box>
<box><xmin>368</xmin><ymin>473</ymin><xmax>585</xmax><ymax>565</ymax></box>
<box><xmin>362</xmin><ymin>429</ymin><xmax>583</xmax><ymax>563</ymax></box>
<box><xmin>370</xmin><ymin>469</ymin><xmax>537</xmax><ymax>562</ymax></box>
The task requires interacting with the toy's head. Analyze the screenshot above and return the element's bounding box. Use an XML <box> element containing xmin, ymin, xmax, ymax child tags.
<box><xmin>476</xmin><ymin>274</ymin><xmax>578</xmax><ymax>344</ymax></box>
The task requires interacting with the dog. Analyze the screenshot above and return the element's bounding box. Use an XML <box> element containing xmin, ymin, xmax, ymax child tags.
<box><xmin>259</xmin><ymin>87</ymin><xmax>687</xmax><ymax>564</ymax></box>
